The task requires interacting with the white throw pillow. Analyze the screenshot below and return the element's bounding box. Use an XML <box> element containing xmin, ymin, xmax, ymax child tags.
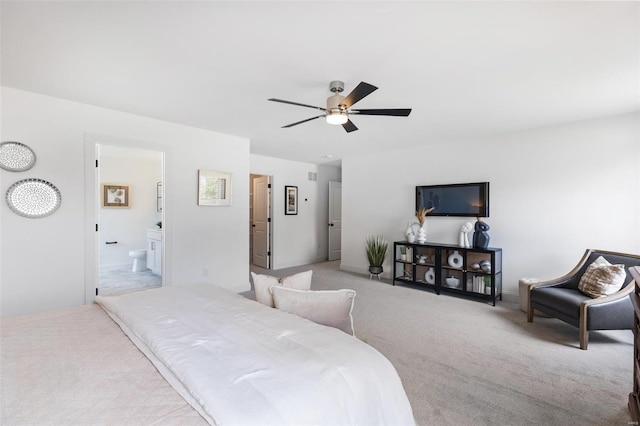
<box><xmin>270</xmin><ymin>287</ymin><xmax>356</xmax><ymax>336</ymax></box>
<box><xmin>250</xmin><ymin>270</ymin><xmax>313</xmax><ymax>308</ymax></box>
<box><xmin>578</xmin><ymin>256</ymin><xmax>627</xmax><ymax>298</ymax></box>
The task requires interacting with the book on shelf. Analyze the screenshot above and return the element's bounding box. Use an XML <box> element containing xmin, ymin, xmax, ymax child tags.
<box><xmin>471</xmin><ymin>276</ymin><xmax>485</xmax><ymax>293</ymax></box>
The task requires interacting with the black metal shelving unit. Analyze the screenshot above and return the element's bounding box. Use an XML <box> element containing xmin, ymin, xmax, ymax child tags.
<box><xmin>393</xmin><ymin>241</ymin><xmax>502</xmax><ymax>306</ymax></box>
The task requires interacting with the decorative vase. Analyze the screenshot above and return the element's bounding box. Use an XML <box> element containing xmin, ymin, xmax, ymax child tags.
<box><xmin>459</xmin><ymin>222</ymin><xmax>472</xmax><ymax>248</ymax></box>
<box><xmin>445</xmin><ymin>277</ymin><xmax>460</xmax><ymax>288</ymax></box>
<box><xmin>405</xmin><ymin>222</ymin><xmax>415</xmax><ymax>242</ymax></box>
<box><xmin>448</xmin><ymin>250</ymin><xmax>463</xmax><ymax>268</ymax></box>
<box><xmin>473</xmin><ymin>219</ymin><xmax>490</xmax><ymax>249</ymax></box>
<box><xmin>417</xmin><ymin>225</ymin><xmax>427</xmax><ymax>244</ymax></box>
<box><xmin>424</xmin><ymin>267</ymin><xmax>435</xmax><ymax>284</ymax></box>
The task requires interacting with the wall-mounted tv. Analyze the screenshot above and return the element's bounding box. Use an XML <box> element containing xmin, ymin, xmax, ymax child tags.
<box><xmin>416</xmin><ymin>182</ymin><xmax>489</xmax><ymax>217</ymax></box>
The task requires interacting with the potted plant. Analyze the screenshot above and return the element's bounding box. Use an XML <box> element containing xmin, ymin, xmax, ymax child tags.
<box><xmin>399</xmin><ymin>246</ymin><xmax>407</xmax><ymax>261</ymax></box>
<box><xmin>366</xmin><ymin>235</ymin><xmax>388</xmax><ymax>275</ymax></box>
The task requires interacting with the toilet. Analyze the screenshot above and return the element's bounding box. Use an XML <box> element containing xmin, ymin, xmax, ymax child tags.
<box><xmin>128</xmin><ymin>249</ymin><xmax>147</xmax><ymax>272</ymax></box>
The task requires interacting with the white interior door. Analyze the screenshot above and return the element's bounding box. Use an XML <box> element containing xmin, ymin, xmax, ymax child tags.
<box><xmin>328</xmin><ymin>181</ymin><xmax>342</xmax><ymax>261</ymax></box>
<box><xmin>252</xmin><ymin>176</ymin><xmax>270</xmax><ymax>268</ymax></box>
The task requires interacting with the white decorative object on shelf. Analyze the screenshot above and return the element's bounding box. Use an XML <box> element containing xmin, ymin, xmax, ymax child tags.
<box><xmin>405</xmin><ymin>222</ymin><xmax>414</xmax><ymax>241</ymax></box>
<box><xmin>445</xmin><ymin>277</ymin><xmax>460</xmax><ymax>288</ymax></box>
<box><xmin>425</xmin><ymin>267</ymin><xmax>435</xmax><ymax>284</ymax></box>
<box><xmin>414</xmin><ymin>207</ymin><xmax>433</xmax><ymax>244</ymax></box>
<box><xmin>459</xmin><ymin>222</ymin><xmax>473</xmax><ymax>248</ymax></box>
<box><xmin>448</xmin><ymin>250</ymin><xmax>463</xmax><ymax>268</ymax></box>
<box><xmin>472</xmin><ymin>276</ymin><xmax>487</xmax><ymax>293</ymax></box>
<box><xmin>480</xmin><ymin>260</ymin><xmax>492</xmax><ymax>273</ymax></box>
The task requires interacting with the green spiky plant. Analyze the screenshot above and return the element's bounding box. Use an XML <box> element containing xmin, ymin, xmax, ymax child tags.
<box><xmin>365</xmin><ymin>235</ymin><xmax>388</xmax><ymax>268</ymax></box>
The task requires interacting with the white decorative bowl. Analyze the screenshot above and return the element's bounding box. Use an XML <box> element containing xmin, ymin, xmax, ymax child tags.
<box><xmin>445</xmin><ymin>277</ymin><xmax>460</xmax><ymax>288</ymax></box>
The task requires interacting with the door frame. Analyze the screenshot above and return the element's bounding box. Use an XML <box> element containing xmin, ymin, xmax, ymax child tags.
<box><xmin>84</xmin><ymin>133</ymin><xmax>167</xmax><ymax>304</ymax></box>
<box><xmin>328</xmin><ymin>180</ymin><xmax>342</xmax><ymax>261</ymax></box>
<box><xmin>250</xmin><ymin>174</ymin><xmax>272</xmax><ymax>269</ymax></box>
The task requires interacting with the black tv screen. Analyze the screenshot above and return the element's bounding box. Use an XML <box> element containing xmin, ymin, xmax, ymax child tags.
<box><xmin>416</xmin><ymin>182</ymin><xmax>489</xmax><ymax>217</ymax></box>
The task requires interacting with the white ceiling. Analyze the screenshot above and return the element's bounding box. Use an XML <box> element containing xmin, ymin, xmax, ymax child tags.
<box><xmin>2</xmin><ymin>1</ymin><xmax>638</xmax><ymax>166</ymax></box>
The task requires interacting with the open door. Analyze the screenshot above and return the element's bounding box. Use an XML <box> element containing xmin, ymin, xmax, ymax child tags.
<box><xmin>328</xmin><ymin>181</ymin><xmax>342</xmax><ymax>261</ymax></box>
<box><xmin>252</xmin><ymin>175</ymin><xmax>271</xmax><ymax>268</ymax></box>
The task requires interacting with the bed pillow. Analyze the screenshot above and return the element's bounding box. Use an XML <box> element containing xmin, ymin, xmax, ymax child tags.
<box><xmin>270</xmin><ymin>287</ymin><xmax>356</xmax><ymax>336</ymax></box>
<box><xmin>251</xmin><ymin>270</ymin><xmax>313</xmax><ymax>308</ymax></box>
<box><xmin>578</xmin><ymin>256</ymin><xmax>627</xmax><ymax>298</ymax></box>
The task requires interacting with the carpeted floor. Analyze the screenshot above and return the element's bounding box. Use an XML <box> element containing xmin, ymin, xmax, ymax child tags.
<box><xmin>98</xmin><ymin>268</ymin><xmax>161</xmax><ymax>296</ymax></box>
<box><xmin>248</xmin><ymin>260</ymin><xmax>634</xmax><ymax>426</ymax></box>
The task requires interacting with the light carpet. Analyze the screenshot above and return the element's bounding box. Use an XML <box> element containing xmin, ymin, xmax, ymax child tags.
<box><xmin>248</xmin><ymin>260</ymin><xmax>633</xmax><ymax>426</ymax></box>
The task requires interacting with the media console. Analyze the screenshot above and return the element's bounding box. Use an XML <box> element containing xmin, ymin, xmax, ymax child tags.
<box><xmin>393</xmin><ymin>241</ymin><xmax>502</xmax><ymax>305</ymax></box>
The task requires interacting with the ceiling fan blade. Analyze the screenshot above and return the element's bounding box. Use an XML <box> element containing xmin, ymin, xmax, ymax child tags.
<box><xmin>342</xmin><ymin>119</ymin><xmax>358</xmax><ymax>133</ymax></box>
<box><xmin>282</xmin><ymin>115</ymin><xmax>325</xmax><ymax>128</ymax></box>
<box><xmin>340</xmin><ymin>82</ymin><xmax>378</xmax><ymax>108</ymax></box>
<box><xmin>351</xmin><ymin>108</ymin><xmax>412</xmax><ymax>116</ymax></box>
<box><xmin>268</xmin><ymin>98</ymin><xmax>326</xmax><ymax>112</ymax></box>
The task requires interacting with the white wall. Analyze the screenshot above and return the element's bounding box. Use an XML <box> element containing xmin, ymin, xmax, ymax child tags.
<box><xmin>250</xmin><ymin>154</ymin><xmax>341</xmax><ymax>269</ymax></box>
<box><xmin>99</xmin><ymin>146</ymin><xmax>162</xmax><ymax>271</ymax></box>
<box><xmin>341</xmin><ymin>112</ymin><xmax>640</xmax><ymax>300</ymax></box>
<box><xmin>1</xmin><ymin>87</ymin><xmax>250</xmax><ymax>317</ymax></box>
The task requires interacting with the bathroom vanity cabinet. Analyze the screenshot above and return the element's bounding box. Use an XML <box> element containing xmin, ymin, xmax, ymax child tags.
<box><xmin>393</xmin><ymin>241</ymin><xmax>502</xmax><ymax>305</ymax></box>
<box><xmin>147</xmin><ymin>229</ymin><xmax>162</xmax><ymax>275</ymax></box>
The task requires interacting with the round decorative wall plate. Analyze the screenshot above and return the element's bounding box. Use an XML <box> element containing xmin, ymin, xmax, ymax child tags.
<box><xmin>0</xmin><ymin>141</ymin><xmax>37</xmax><ymax>172</ymax></box>
<box><xmin>6</xmin><ymin>178</ymin><xmax>62</xmax><ymax>218</ymax></box>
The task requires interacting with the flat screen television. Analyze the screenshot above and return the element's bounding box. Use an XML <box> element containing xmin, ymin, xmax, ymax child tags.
<box><xmin>416</xmin><ymin>182</ymin><xmax>489</xmax><ymax>217</ymax></box>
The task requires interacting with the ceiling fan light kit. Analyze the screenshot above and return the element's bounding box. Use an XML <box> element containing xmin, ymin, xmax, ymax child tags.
<box><xmin>326</xmin><ymin>111</ymin><xmax>348</xmax><ymax>125</ymax></box>
<box><xmin>325</xmin><ymin>87</ymin><xmax>348</xmax><ymax>125</ymax></box>
<box><xmin>268</xmin><ymin>81</ymin><xmax>412</xmax><ymax>133</ymax></box>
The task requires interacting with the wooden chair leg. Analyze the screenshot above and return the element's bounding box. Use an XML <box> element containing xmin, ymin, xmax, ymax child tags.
<box><xmin>580</xmin><ymin>328</ymin><xmax>588</xmax><ymax>350</ymax></box>
<box><xmin>527</xmin><ymin>285</ymin><xmax>534</xmax><ymax>322</ymax></box>
<box><xmin>579</xmin><ymin>303</ymin><xmax>588</xmax><ymax>350</ymax></box>
<box><xmin>527</xmin><ymin>285</ymin><xmax>533</xmax><ymax>322</ymax></box>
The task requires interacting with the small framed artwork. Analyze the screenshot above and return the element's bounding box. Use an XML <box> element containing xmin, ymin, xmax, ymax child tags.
<box><xmin>198</xmin><ymin>169</ymin><xmax>231</xmax><ymax>206</ymax></box>
<box><xmin>102</xmin><ymin>184</ymin><xmax>130</xmax><ymax>208</ymax></box>
<box><xmin>285</xmin><ymin>185</ymin><xmax>298</xmax><ymax>215</ymax></box>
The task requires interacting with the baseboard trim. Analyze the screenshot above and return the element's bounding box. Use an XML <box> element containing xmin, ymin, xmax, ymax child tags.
<box><xmin>273</xmin><ymin>257</ymin><xmax>330</xmax><ymax>271</ymax></box>
<box><xmin>501</xmin><ymin>291</ymin><xmax>518</xmax><ymax>304</ymax></box>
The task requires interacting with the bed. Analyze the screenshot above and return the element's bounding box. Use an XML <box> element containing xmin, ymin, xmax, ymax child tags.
<box><xmin>1</xmin><ymin>284</ymin><xmax>414</xmax><ymax>425</ymax></box>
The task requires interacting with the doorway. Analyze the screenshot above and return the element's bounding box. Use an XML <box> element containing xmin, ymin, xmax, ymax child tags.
<box><xmin>328</xmin><ymin>181</ymin><xmax>342</xmax><ymax>261</ymax></box>
<box><xmin>97</xmin><ymin>144</ymin><xmax>164</xmax><ymax>296</ymax></box>
<box><xmin>250</xmin><ymin>174</ymin><xmax>272</xmax><ymax>269</ymax></box>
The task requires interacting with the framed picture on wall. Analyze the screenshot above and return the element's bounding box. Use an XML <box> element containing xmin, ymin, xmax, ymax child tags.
<box><xmin>102</xmin><ymin>184</ymin><xmax>130</xmax><ymax>208</ymax></box>
<box><xmin>285</xmin><ymin>185</ymin><xmax>298</xmax><ymax>215</ymax></box>
<box><xmin>198</xmin><ymin>169</ymin><xmax>232</xmax><ymax>206</ymax></box>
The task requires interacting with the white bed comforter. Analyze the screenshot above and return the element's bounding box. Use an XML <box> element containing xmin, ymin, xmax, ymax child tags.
<box><xmin>96</xmin><ymin>284</ymin><xmax>414</xmax><ymax>426</ymax></box>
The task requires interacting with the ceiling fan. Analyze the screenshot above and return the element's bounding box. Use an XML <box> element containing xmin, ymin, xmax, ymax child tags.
<box><xmin>268</xmin><ymin>81</ymin><xmax>412</xmax><ymax>133</ymax></box>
